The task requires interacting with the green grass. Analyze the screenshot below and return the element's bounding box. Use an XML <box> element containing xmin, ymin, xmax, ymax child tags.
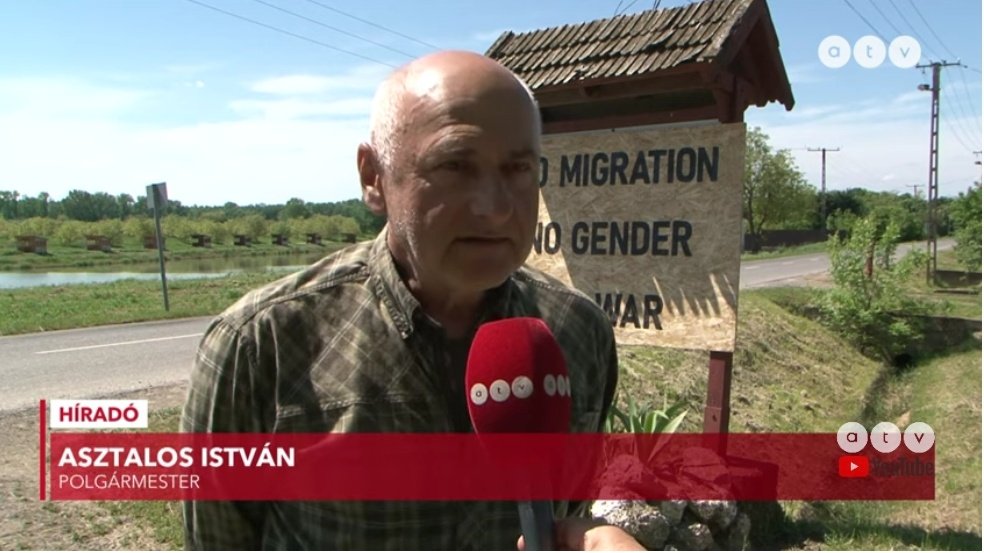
<box><xmin>740</xmin><ymin>241</ymin><xmax>828</xmax><ymax>261</ymax></box>
<box><xmin>99</xmin><ymin>408</ymin><xmax>184</xmax><ymax>550</ymax></box>
<box><xmin>0</xmin><ymin>271</ymin><xmax>288</xmax><ymax>335</ymax></box>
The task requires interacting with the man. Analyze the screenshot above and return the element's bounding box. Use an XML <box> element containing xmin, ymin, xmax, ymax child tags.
<box><xmin>183</xmin><ymin>50</ymin><xmax>633</xmax><ymax>550</ymax></box>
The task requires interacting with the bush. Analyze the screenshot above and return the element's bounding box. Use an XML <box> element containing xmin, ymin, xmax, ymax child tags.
<box><xmin>92</xmin><ymin>219</ymin><xmax>124</xmax><ymax>246</ymax></box>
<box><xmin>53</xmin><ymin>220</ymin><xmax>88</xmax><ymax>247</ymax></box>
<box><xmin>950</xmin><ymin>185</ymin><xmax>982</xmax><ymax>272</ymax></box>
<box><xmin>818</xmin><ymin>217</ymin><xmax>930</xmax><ymax>363</ymax></box>
<box><xmin>124</xmin><ymin>217</ymin><xmax>155</xmax><ymax>242</ymax></box>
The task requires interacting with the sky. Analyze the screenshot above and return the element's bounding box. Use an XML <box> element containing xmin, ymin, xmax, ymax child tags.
<box><xmin>0</xmin><ymin>0</ymin><xmax>980</xmax><ymax>207</ymax></box>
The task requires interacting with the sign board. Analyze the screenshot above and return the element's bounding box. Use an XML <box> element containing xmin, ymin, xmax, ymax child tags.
<box><xmin>146</xmin><ymin>182</ymin><xmax>168</xmax><ymax>211</ymax></box>
<box><xmin>530</xmin><ymin>123</ymin><xmax>746</xmax><ymax>352</ymax></box>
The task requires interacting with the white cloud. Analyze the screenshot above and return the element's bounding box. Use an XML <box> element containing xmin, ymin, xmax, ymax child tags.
<box><xmin>0</xmin><ymin>75</ymin><xmax>371</xmax><ymax>206</ymax></box>
<box><xmin>785</xmin><ymin>63</ymin><xmax>827</xmax><ymax>85</ymax></box>
<box><xmin>0</xmin><ymin>76</ymin><xmax>153</xmax><ymax>119</ymax></box>
<box><xmin>251</xmin><ymin>64</ymin><xmax>389</xmax><ymax>95</ymax></box>
<box><xmin>229</xmin><ymin>97</ymin><xmax>373</xmax><ymax>120</ymax></box>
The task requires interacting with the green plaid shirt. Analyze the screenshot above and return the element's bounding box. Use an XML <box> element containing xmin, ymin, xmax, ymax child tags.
<box><xmin>182</xmin><ymin>231</ymin><xmax>619</xmax><ymax>550</ymax></box>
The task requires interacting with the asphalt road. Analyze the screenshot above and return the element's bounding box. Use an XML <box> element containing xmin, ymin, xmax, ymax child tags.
<box><xmin>0</xmin><ymin>317</ymin><xmax>211</xmax><ymax>411</ymax></box>
<box><xmin>0</xmin><ymin>238</ymin><xmax>955</xmax><ymax>411</ymax></box>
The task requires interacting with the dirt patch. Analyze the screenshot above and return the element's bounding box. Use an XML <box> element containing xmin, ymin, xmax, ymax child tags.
<box><xmin>0</xmin><ymin>383</ymin><xmax>187</xmax><ymax>550</ymax></box>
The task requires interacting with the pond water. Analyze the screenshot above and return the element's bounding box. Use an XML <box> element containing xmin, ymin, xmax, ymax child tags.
<box><xmin>0</xmin><ymin>252</ymin><xmax>327</xmax><ymax>289</ymax></box>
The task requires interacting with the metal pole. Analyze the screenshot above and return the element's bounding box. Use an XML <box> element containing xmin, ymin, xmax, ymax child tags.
<box><xmin>152</xmin><ymin>203</ymin><xmax>169</xmax><ymax>311</ymax></box>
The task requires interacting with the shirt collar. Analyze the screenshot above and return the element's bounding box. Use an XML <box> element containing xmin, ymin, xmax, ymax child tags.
<box><xmin>368</xmin><ymin>228</ymin><xmax>517</xmax><ymax>340</ymax></box>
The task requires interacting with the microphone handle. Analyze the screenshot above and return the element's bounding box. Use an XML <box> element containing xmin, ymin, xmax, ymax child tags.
<box><xmin>518</xmin><ymin>500</ymin><xmax>555</xmax><ymax>551</ymax></box>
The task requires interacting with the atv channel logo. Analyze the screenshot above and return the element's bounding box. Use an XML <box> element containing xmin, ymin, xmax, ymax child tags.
<box><xmin>836</xmin><ymin>421</ymin><xmax>935</xmax><ymax>478</ymax></box>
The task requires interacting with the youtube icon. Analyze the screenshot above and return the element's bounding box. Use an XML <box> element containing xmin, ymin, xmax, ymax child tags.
<box><xmin>838</xmin><ymin>455</ymin><xmax>870</xmax><ymax>478</ymax></box>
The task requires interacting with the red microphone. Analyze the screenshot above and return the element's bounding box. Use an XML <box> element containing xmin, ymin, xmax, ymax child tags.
<box><xmin>465</xmin><ymin>317</ymin><xmax>571</xmax><ymax>550</ymax></box>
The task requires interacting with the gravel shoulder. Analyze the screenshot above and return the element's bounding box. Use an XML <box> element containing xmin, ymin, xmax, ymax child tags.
<box><xmin>0</xmin><ymin>383</ymin><xmax>188</xmax><ymax>550</ymax></box>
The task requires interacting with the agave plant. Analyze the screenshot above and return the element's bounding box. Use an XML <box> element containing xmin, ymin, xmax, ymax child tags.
<box><xmin>604</xmin><ymin>393</ymin><xmax>689</xmax><ymax>434</ymax></box>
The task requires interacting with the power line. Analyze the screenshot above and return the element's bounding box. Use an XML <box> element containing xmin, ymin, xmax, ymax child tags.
<box><xmin>866</xmin><ymin>0</ymin><xmax>905</xmax><ymax>37</ymax></box>
<box><xmin>957</xmin><ymin>65</ymin><xmax>981</xmax><ymax>117</ymax></box>
<box><xmin>942</xmin><ymin>114</ymin><xmax>978</xmax><ymax>154</ymax></box>
<box><xmin>301</xmin><ymin>0</ymin><xmax>440</xmax><ymax>50</ymax></box>
<box><xmin>842</xmin><ymin>0</ymin><xmax>887</xmax><ymax>41</ymax></box>
<box><xmin>249</xmin><ymin>0</ymin><xmax>417</xmax><ymax>59</ymax></box>
<box><xmin>897</xmin><ymin>0</ymin><xmax>982</xmax><ymax>138</ymax></box>
<box><xmin>183</xmin><ymin>0</ymin><xmax>397</xmax><ymax>68</ymax></box>
<box><xmin>906</xmin><ymin>0</ymin><xmax>959</xmax><ymax>60</ymax></box>
<box><xmin>886</xmin><ymin>0</ymin><xmax>939</xmax><ymax>61</ymax></box>
<box><xmin>615</xmin><ymin>0</ymin><xmax>639</xmax><ymax>16</ymax></box>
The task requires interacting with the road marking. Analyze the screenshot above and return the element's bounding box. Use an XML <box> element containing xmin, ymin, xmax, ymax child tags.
<box><xmin>810</xmin><ymin>257</ymin><xmax>824</xmax><ymax>262</ymax></box>
<box><xmin>781</xmin><ymin>261</ymin><xmax>796</xmax><ymax>265</ymax></box>
<box><xmin>744</xmin><ymin>265</ymin><xmax>762</xmax><ymax>270</ymax></box>
<box><xmin>35</xmin><ymin>333</ymin><xmax>202</xmax><ymax>355</ymax></box>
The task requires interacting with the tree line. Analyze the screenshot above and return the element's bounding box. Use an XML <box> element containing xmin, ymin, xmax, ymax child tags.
<box><xmin>0</xmin><ymin>192</ymin><xmax>385</xmax><ymax>247</ymax></box>
<box><xmin>742</xmin><ymin>127</ymin><xmax>974</xmax><ymax>240</ymax></box>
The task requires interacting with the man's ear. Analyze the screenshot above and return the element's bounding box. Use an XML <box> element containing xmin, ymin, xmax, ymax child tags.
<box><xmin>357</xmin><ymin>143</ymin><xmax>387</xmax><ymax>216</ymax></box>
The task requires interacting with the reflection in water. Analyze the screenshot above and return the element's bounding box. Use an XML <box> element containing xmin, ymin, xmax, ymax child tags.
<box><xmin>0</xmin><ymin>252</ymin><xmax>328</xmax><ymax>290</ymax></box>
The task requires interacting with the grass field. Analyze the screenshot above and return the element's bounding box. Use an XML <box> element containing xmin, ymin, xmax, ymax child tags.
<box><xmin>0</xmin><ymin>272</ymin><xmax>290</xmax><ymax>335</ymax></box>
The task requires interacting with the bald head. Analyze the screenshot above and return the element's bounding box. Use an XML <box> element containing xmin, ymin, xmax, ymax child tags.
<box><xmin>369</xmin><ymin>50</ymin><xmax>540</xmax><ymax>172</ymax></box>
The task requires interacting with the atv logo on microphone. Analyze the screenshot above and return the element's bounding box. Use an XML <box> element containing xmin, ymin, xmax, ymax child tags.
<box><xmin>836</xmin><ymin>422</ymin><xmax>935</xmax><ymax>478</ymax></box>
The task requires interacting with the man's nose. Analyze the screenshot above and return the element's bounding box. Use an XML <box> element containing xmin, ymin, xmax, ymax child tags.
<box><xmin>469</xmin><ymin>176</ymin><xmax>514</xmax><ymax>224</ymax></box>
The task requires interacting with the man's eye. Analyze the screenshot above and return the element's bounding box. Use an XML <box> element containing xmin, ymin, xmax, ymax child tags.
<box><xmin>439</xmin><ymin>160</ymin><xmax>465</xmax><ymax>171</ymax></box>
<box><xmin>506</xmin><ymin>161</ymin><xmax>533</xmax><ymax>174</ymax></box>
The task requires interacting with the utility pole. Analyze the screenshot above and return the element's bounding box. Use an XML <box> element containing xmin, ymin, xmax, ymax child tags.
<box><xmin>906</xmin><ymin>184</ymin><xmax>923</xmax><ymax>198</ymax></box>
<box><xmin>807</xmin><ymin>147</ymin><xmax>839</xmax><ymax>229</ymax></box>
<box><xmin>917</xmin><ymin>61</ymin><xmax>960</xmax><ymax>284</ymax></box>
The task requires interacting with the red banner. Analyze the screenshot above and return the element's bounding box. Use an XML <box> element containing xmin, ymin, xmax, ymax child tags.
<box><xmin>47</xmin><ymin>433</ymin><xmax>934</xmax><ymax>501</ymax></box>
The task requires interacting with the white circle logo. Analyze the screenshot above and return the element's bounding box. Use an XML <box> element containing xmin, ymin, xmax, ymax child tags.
<box><xmin>837</xmin><ymin>421</ymin><xmax>868</xmax><ymax>453</ymax></box>
<box><xmin>854</xmin><ymin>35</ymin><xmax>886</xmax><ymax>69</ymax></box>
<box><xmin>556</xmin><ymin>375</ymin><xmax>568</xmax><ymax>397</ymax></box>
<box><xmin>889</xmin><ymin>35</ymin><xmax>921</xmax><ymax>68</ymax></box>
<box><xmin>469</xmin><ymin>383</ymin><xmax>488</xmax><ymax>406</ymax></box>
<box><xmin>490</xmin><ymin>379</ymin><xmax>511</xmax><ymax>402</ymax></box>
<box><xmin>903</xmin><ymin>422</ymin><xmax>935</xmax><ymax>453</ymax></box>
<box><xmin>511</xmin><ymin>376</ymin><xmax>533</xmax><ymax>399</ymax></box>
<box><xmin>870</xmin><ymin>421</ymin><xmax>902</xmax><ymax>453</ymax></box>
<box><xmin>818</xmin><ymin>35</ymin><xmax>851</xmax><ymax>68</ymax></box>
<box><xmin>543</xmin><ymin>374</ymin><xmax>557</xmax><ymax>397</ymax></box>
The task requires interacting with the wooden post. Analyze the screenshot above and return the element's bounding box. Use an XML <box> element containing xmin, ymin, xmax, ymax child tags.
<box><xmin>703</xmin><ymin>351</ymin><xmax>733</xmax><ymax>454</ymax></box>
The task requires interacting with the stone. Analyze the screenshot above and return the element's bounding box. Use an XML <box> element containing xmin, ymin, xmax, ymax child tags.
<box><xmin>655</xmin><ymin>499</ymin><xmax>687</xmax><ymax>525</ymax></box>
<box><xmin>724</xmin><ymin>512</ymin><xmax>751</xmax><ymax>550</ymax></box>
<box><xmin>590</xmin><ymin>500</ymin><xmax>671</xmax><ymax>550</ymax></box>
<box><xmin>670</xmin><ymin>522</ymin><xmax>715</xmax><ymax>551</ymax></box>
<box><xmin>688</xmin><ymin>499</ymin><xmax>738</xmax><ymax>529</ymax></box>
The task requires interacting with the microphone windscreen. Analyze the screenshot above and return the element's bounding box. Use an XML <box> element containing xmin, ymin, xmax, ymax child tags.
<box><xmin>465</xmin><ymin>317</ymin><xmax>571</xmax><ymax>433</ymax></box>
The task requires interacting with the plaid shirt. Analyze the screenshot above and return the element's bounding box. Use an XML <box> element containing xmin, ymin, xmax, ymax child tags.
<box><xmin>182</xmin><ymin>231</ymin><xmax>619</xmax><ymax>550</ymax></box>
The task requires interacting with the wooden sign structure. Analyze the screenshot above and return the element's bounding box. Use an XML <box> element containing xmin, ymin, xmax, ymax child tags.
<box><xmin>534</xmin><ymin>123</ymin><xmax>745</xmax><ymax>352</ymax></box>
<box><xmin>488</xmin><ymin>0</ymin><xmax>794</xmax><ymax>441</ymax></box>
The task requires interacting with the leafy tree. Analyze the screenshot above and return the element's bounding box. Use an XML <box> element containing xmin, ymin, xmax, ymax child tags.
<box><xmin>0</xmin><ymin>190</ymin><xmax>19</xmax><ymax>219</ymax></box>
<box><xmin>228</xmin><ymin>214</ymin><xmax>268</xmax><ymax>241</ymax></box>
<box><xmin>54</xmin><ymin>220</ymin><xmax>87</xmax><ymax>247</ymax></box>
<box><xmin>124</xmin><ymin>217</ymin><xmax>155</xmax><ymax>241</ymax></box>
<box><xmin>270</xmin><ymin>220</ymin><xmax>292</xmax><ymax>240</ymax></box>
<box><xmin>742</xmin><ymin>128</ymin><xmax>817</xmax><ymax>250</ymax></box>
<box><xmin>93</xmin><ymin>219</ymin><xmax>125</xmax><ymax>246</ymax></box>
<box><xmin>16</xmin><ymin>216</ymin><xmax>60</xmax><ymax>239</ymax></box>
<box><xmin>162</xmin><ymin>215</ymin><xmax>196</xmax><ymax>244</ymax></box>
<box><xmin>949</xmin><ymin>184</ymin><xmax>982</xmax><ymax>271</ymax></box>
<box><xmin>280</xmin><ymin>197</ymin><xmax>311</xmax><ymax>220</ymax></box>
<box><xmin>117</xmin><ymin>193</ymin><xmax>135</xmax><ymax>220</ymax></box>
<box><xmin>818</xmin><ymin>217</ymin><xmax>931</xmax><ymax>363</ymax></box>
